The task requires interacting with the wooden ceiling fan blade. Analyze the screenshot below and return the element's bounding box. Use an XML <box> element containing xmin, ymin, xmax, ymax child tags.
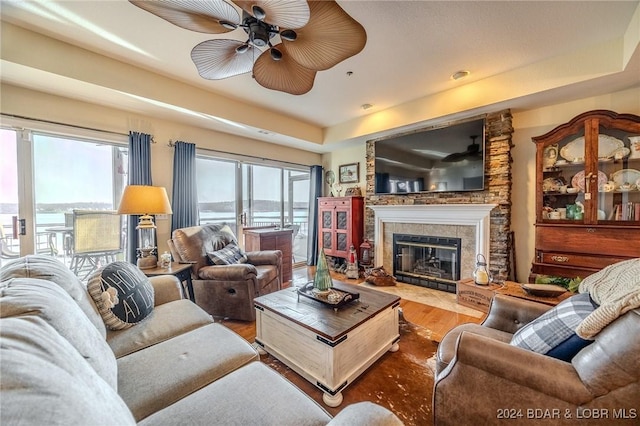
<box><xmin>129</xmin><ymin>0</ymin><xmax>239</xmax><ymax>34</ymax></box>
<box><xmin>283</xmin><ymin>0</ymin><xmax>367</xmax><ymax>71</ymax></box>
<box><xmin>191</xmin><ymin>40</ymin><xmax>255</xmax><ymax>79</ymax></box>
<box><xmin>253</xmin><ymin>45</ymin><xmax>316</xmax><ymax>95</ymax></box>
<box><xmin>234</xmin><ymin>1</ymin><xmax>310</xmax><ymax>29</ymax></box>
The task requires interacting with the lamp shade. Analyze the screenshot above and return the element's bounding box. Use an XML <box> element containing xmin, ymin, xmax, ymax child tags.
<box><xmin>117</xmin><ymin>185</ymin><xmax>173</xmax><ymax>215</ymax></box>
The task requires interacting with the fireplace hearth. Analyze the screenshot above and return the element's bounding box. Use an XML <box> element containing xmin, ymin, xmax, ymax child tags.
<box><xmin>393</xmin><ymin>234</ymin><xmax>461</xmax><ymax>293</ymax></box>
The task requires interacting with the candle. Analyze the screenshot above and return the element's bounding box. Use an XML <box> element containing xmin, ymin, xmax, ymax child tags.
<box><xmin>475</xmin><ymin>269</ymin><xmax>489</xmax><ymax>285</ymax></box>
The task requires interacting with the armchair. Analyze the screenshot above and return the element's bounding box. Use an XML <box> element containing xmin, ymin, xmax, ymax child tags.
<box><xmin>168</xmin><ymin>224</ymin><xmax>282</xmax><ymax>321</ymax></box>
<box><xmin>433</xmin><ymin>294</ymin><xmax>639</xmax><ymax>425</ymax></box>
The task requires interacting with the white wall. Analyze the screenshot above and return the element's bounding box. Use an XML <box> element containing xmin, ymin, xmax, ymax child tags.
<box><xmin>322</xmin><ymin>144</ymin><xmax>367</xmax><ymax>197</ymax></box>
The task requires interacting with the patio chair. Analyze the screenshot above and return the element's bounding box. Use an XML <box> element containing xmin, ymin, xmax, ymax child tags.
<box><xmin>1</xmin><ymin>226</ymin><xmax>20</xmax><ymax>260</ymax></box>
<box><xmin>69</xmin><ymin>210</ymin><xmax>123</xmax><ymax>280</ymax></box>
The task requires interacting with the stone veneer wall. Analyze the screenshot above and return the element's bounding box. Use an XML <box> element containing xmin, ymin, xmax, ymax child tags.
<box><xmin>365</xmin><ymin>109</ymin><xmax>514</xmax><ymax>281</ymax></box>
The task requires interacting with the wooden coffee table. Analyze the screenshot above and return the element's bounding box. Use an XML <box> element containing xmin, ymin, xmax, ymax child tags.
<box><xmin>254</xmin><ymin>281</ymin><xmax>400</xmax><ymax>407</ymax></box>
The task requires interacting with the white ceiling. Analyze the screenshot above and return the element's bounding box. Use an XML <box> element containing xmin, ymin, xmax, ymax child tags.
<box><xmin>1</xmin><ymin>0</ymin><xmax>639</xmax><ymax>152</ymax></box>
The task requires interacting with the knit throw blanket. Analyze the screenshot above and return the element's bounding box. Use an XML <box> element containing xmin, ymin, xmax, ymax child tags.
<box><xmin>576</xmin><ymin>258</ymin><xmax>640</xmax><ymax>339</ymax></box>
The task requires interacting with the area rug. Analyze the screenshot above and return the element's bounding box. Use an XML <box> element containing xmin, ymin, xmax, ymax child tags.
<box><xmin>361</xmin><ymin>281</ymin><xmax>483</xmax><ymax>318</ymax></box>
<box><xmin>259</xmin><ymin>315</ymin><xmax>438</xmax><ymax>426</ymax></box>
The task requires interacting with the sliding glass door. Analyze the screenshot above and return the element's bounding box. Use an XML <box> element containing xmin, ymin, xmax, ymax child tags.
<box><xmin>1</xmin><ymin>122</ymin><xmax>128</xmax><ymax>275</ymax></box>
<box><xmin>32</xmin><ymin>133</ymin><xmax>127</xmax><ymax>262</ymax></box>
<box><xmin>0</xmin><ymin>129</ymin><xmax>21</xmax><ymax>266</ymax></box>
<box><xmin>196</xmin><ymin>154</ymin><xmax>310</xmax><ymax>265</ymax></box>
<box><xmin>196</xmin><ymin>157</ymin><xmax>239</xmax><ymax>234</ymax></box>
<box><xmin>243</xmin><ymin>164</ymin><xmax>283</xmax><ymax>227</ymax></box>
<box><xmin>288</xmin><ymin>170</ymin><xmax>310</xmax><ymax>264</ymax></box>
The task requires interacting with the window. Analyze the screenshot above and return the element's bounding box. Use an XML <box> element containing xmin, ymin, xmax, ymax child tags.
<box><xmin>196</xmin><ymin>154</ymin><xmax>310</xmax><ymax>264</ymax></box>
<box><xmin>196</xmin><ymin>157</ymin><xmax>238</xmax><ymax>233</ymax></box>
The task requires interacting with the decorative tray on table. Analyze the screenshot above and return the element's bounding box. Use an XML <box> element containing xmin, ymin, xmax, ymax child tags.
<box><xmin>297</xmin><ymin>282</ymin><xmax>360</xmax><ymax>310</ymax></box>
<box><xmin>522</xmin><ymin>283</ymin><xmax>567</xmax><ymax>297</ymax></box>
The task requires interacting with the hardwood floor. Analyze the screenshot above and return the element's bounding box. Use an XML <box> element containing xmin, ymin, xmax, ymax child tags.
<box><xmin>220</xmin><ymin>266</ymin><xmax>484</xmax><ymax>343</ymax></box>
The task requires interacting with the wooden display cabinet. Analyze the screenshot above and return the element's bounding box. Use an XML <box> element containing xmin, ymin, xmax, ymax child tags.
<box><xmin>317</xmin><ymin>196</ymin><xmax>364</xmax><ymax>261</ymax></box>
<box><xmin>531</xmin><ymin>110</ymin><xmax>640</xmax><ymax>280</ymax></box>
<box><xmin>243</xmin><ymin>227</ymin><xmax>293</xmax><ymax>282</ymax></box>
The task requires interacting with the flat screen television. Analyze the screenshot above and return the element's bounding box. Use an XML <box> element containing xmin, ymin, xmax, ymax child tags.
<box><xmin>374</xmin><ymin>117</ymin><xmax>486</xmax><ymax>194</ymax></box>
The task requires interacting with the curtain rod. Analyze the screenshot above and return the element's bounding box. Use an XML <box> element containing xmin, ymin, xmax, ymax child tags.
<box><xmin>1</xmin><ymin>113</ymin><xmax>132</xmax><ymax>138</ymax></box>
<box><xmin>168</xmin><ymin>139</ymin><xmax>309</xmax><ymax>168</ymax></box>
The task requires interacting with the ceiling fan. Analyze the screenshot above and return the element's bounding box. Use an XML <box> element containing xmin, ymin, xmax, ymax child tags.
<box><xmin>441</xmin><ymin>135</ymin><xmax>483</xmax><ymax>162</ymax></box>
<box><xmin>129</xmin><ymin>0</ymin><xmax>367</xmax><ymax>95</ymax></box>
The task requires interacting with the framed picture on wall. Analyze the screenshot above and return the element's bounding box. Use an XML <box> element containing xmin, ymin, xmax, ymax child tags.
<box><xmin>339</xmin><ymin>163</ymin><xmax>359</xmax><ymax>183</ymax></box>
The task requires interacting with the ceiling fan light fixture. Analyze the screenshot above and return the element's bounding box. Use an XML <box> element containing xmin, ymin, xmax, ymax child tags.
<box><xmin>220</xmin><ymin>20</ymin><xmax>237</xmax><ymax>30</ymax></box>
<box><xmin>270</xmin><ymin>47</ymin><xmax>283</xmax><ymax>61</ymax></box>
<box><xmin>131</xmin><ymin>0</ymin><xmax>365</xmax><ymax>95</ymax></box>
<box><xmin>252</xmin><ymin>5</ymin><xmax>266</xmax><ymax>20</ymax></box>
<box><xmin>236</xmin><ymin>0</ymin><xmax>310</xmax><ymax>29</ymax></box>
<box><xmin>280</xmin><ymin>29</ymin><xmax>297</xmax><ymax>41</ymax></box>
<box><xmin>441</xmin><ymin>135</ymin><xmax>481</xmax><ymax>162</ymax></box>
<box><xmin>248</xmin><ymin>20</ymin><xmax>270</xmax><ymax>47</ymax></box>
<box><xmin>235</xmin><ymin>43</ymin><xmax>250</xmax><ymax>54</ymax></box>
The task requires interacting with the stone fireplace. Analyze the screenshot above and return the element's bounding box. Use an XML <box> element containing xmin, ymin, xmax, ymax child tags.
<box><xmin>364</xmin><ymin>110</ymin><xmax>513</xmax><ymax>283</ymax></box>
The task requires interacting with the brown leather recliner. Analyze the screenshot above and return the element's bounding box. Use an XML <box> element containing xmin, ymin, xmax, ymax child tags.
<box><xmin>168</xmin><ymin>224</ymin><xmax>282</xmax><ymax>321</ymax></box>
<box><xmin>433</xmin><ymin>294</ymin><xmax>640</xmax><ymax>425</ymax></box>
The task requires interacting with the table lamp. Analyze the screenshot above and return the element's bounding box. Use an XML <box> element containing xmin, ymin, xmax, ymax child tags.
<box><xmin>117</xmin><ymin>185</ymin><xmax>172</xmax><ymax>269</ymax></box>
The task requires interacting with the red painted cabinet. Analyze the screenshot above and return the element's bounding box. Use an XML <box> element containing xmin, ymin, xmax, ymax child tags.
<box><xmin>317</xmin><ymin>196</ymin><xmax>364</xmax><ymax>260</ymax></box>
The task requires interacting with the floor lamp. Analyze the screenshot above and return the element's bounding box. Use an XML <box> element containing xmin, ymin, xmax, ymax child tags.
<box><xmin>117</xmin><ymin>185</ymin><xmax>173</xmax><ymax>270</ymax></box>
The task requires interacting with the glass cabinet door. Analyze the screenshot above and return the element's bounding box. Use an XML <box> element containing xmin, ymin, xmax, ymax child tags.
<box><xmin>595</xmin><ymin>128</ymin><xmax>640</xmax><ymax>223</ymax></box>
<box><xmin>321</xmin><ymin>210</ymin><xmax>333</xmax><ymax>249</ymax></box>
<box><xmin>541</xmin><ymin>122</ymin><xmax>640</xmax><ymax>224</ymax></box>
<box><xmin>541</xmin><ymin>128</ymin><xmax>587</xmax><ymax>223</ymax></box>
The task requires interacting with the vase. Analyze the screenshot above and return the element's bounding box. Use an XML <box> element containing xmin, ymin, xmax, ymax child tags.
<box><xmin>314</xmin><ymin>248</ymin><xmax>332</xmax><ymax>292</ymax></box>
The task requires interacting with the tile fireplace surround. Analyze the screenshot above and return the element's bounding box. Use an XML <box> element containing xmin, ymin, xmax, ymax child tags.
<box><xmin>364</xmin><ymin>109</ymin><xmax>514</xmax><ymax>282</ymax></box>
<box><xmin>369</xmin><ymin>204</ymin><xmax>496</xmax><ymax>281</ymax></box>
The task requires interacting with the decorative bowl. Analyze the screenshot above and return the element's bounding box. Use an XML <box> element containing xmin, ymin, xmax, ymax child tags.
<box><xmin>522</xmin><ymin>283</ymin><xmax>567</xmax><ymax>297</ymax></box>
<box><xmin>566</xmin><ymin>187</ymin><xmax>579</xmax><ymax>194</ymax></box>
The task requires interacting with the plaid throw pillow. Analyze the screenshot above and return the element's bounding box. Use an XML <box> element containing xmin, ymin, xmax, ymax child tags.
<box><xmin>510</xmin><ymin>292</ymin><xmax>597</xmax><ymax>360</ymax></box>
<box><xmin>207</xmin><ymin>243</ymin><xmax>248</xmax><ymax>265</ymax></box>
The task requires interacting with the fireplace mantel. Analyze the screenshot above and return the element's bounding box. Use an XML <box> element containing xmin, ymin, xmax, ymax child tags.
<box><xmin>369</xmin><ymin>204</ymin><xmax>496</xmax><ymax>268</ymax></box>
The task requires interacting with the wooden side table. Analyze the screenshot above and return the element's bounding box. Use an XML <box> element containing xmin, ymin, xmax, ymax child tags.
<box><xmin>457</xmin><ymin>278</ymin><xmax>572</xmax><ymax>313</ymax></box>
<box><xmin>143</xmin><ymin>262</ymin><xmax>195</xmax><ymax>302</ymax></box>
<box><xmin>243</xmin><ymin>227</ymin><xmax>293</xmax><ymax>282</ymax></box>
<box><xmin>456</xmin><ymin>278</ymin><xmax>502</xmax><ymax>313</ymax></box>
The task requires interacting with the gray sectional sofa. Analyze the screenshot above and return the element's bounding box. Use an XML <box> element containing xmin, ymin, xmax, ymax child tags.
<box><xmin>0</xmin><ymin>255</ymin><xmax>402</xmax><ymax>425</ymax></box>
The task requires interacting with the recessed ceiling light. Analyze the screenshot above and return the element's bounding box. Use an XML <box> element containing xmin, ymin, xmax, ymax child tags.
<box><xmin>361</xmin><ymin>103</ymin><xmax>373</xmax><ymax>110</ymax></box>
<box><xmin>451</xmin><ymin>70</ymin><xmax>470</xmax><ymax>80</ymax></box>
